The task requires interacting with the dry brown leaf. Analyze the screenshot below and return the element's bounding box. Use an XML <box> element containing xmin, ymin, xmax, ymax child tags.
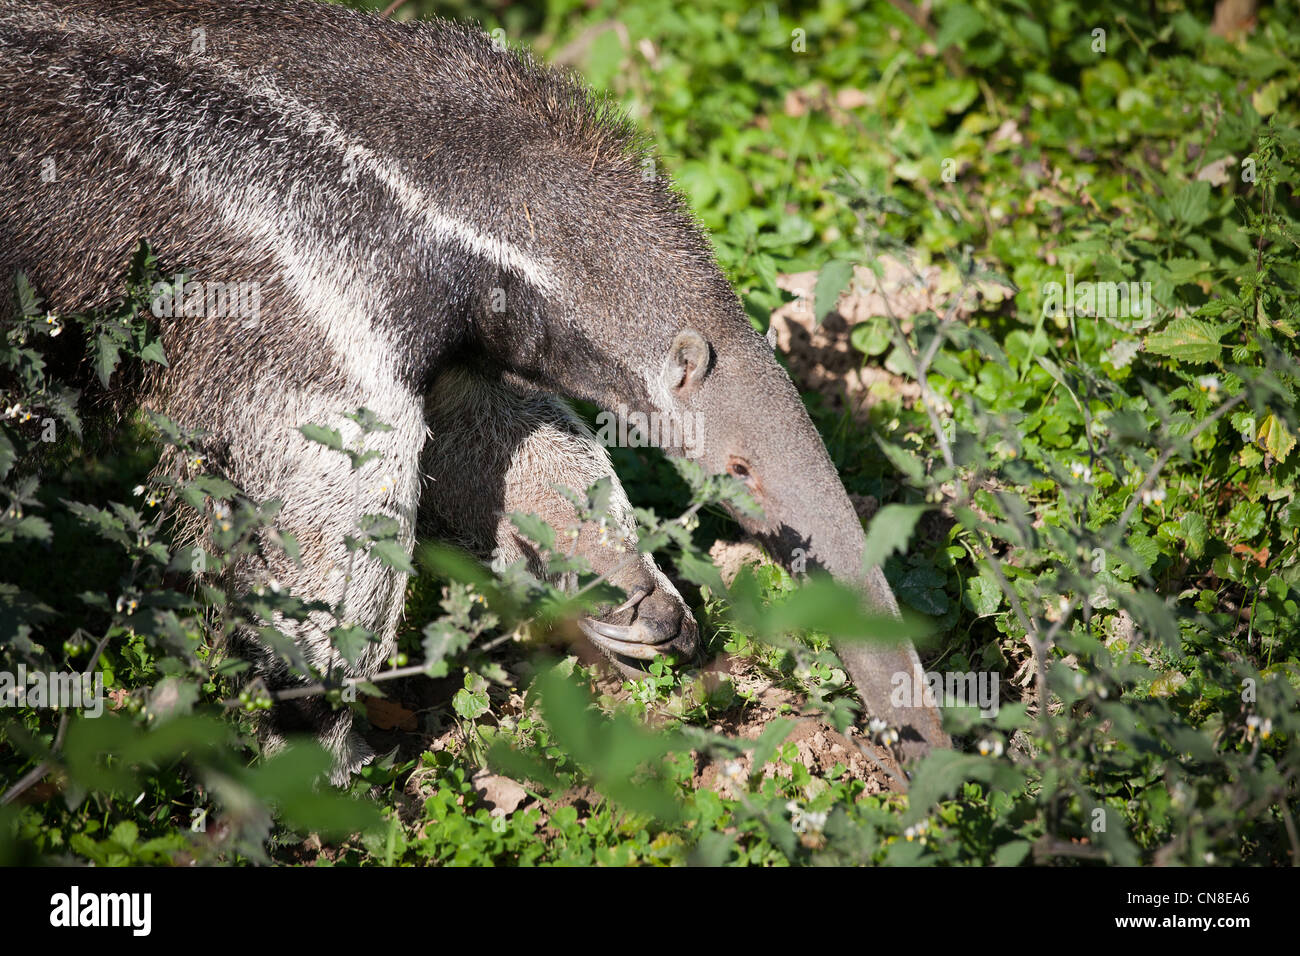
<box><xmin>364</xmin><ymin>695</ymin><xmax>417</xmax><ymax>731</ymax></box>
<box><xmin>471</xmin><ymin>769</ymin><xmax>528</xmax><ymax>817</ymax></box>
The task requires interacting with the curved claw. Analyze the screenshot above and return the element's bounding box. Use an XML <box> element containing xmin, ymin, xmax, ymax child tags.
<box><xmin>609</xmin><ymin>586</ymin><xmax>650</xmax><ymax>617</ymax></box>
<box><xmin>578</xmin><ymin>618</ymin><xmax>676</xmax><ymax>660</ymax></box>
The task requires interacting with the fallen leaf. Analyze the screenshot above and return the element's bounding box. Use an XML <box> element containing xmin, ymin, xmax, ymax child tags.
<box><xmin>364</xmin><ymin>695</ymin><xmax>417</xmax><ymax>731</ymax></box>
<box><xmin>1195</xmin><ymin>156</ymin><xmax>1236</xmax><ymax>186</ymax></box>
<box><xmin>472</xmin><ymin>769</ymin><xmax>528</xmax><ymax>816</ymax></box>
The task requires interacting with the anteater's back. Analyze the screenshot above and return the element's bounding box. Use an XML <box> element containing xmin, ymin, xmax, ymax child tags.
<box><xmin>0</xmin><ymin>0</ymin><xmax>675</xmax><ymax>406</ymax></box>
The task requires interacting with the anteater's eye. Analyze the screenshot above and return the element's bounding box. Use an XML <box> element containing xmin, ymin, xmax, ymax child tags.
<box><xmin>727</xmin><ymin>458</ymin><xmax>754</xmax><ymax>484</ymax></box>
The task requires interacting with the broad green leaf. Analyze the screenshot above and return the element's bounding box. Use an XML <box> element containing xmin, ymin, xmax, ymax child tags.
<box><xmin>1257</xmin><ymin>413</ymin><xmax>1296</xmax><ymax>462</ymax></box>
<box><xmin>861</xmin><ymin>504</ymin><xmax>928</xmax><ymax>571</ymax></box>
<box><xmin>814</xmin><ymin>259</ymin><xmax>854</xmax><ymax>323</ymax></box>
<box><xmin>1144</xmin><ymin>318</ymin><xmax>1225</xmax><ymax>363</ymax></box>
<box><xmin>298</xmin><ymin>423</ymin><xmax>344</xmax><ymax>451</ymax></box>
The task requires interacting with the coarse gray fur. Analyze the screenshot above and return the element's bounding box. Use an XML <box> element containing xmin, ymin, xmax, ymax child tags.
<box><xmin>0</xmin><ymin>0</ymin><xmax>949</xmax><ymax>780</ymax></box>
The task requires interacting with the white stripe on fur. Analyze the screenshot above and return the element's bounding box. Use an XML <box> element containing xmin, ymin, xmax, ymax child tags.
<box><xmin>3</xmin><ymin>5</ymin><xmax>562</xmax><ymax>299</ymax></box>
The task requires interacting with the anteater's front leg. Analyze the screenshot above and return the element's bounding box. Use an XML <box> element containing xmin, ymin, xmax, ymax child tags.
<box><xmin>419</xmin><ymin>366</ymin><xmax>697</xmax><ymax>675</ymax></box>
<box><xmin>216</xmin><ymin>390</ymin><xmax>426</xmax><ymax>786</ymax></box>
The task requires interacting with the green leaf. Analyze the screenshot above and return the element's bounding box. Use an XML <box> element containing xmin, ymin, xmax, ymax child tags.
<box><xmin>1257</xmin><ymin>413</ymin><xmax>1296</xmax><ymax>462</ymax></box>
<box><xmin>330</xmin><ymin>625</ymin><xmax>374</xmax><ymax>666</ymax></box>
<box><xmin>94</xmin><ymin>334</ymin><xmax>120</xmax><ymax>388</ymax></box>
<box><xmin>1169</xmin><ymin>181</ymin><xmax>1211</xmax><ymax>227</ymax></box>
<box><xmin>861</xmin><ymin>504</ymin><xmax>928</xmax><ymax>571</ymax></box>
<box><xmin>814</xmin><ymin>259</ymin><xmax>854</xmax><ymax>323</ymax></box>
<box><xmin>453</xmin><ymin>684</ymin><xmax>490</xmax><ymax>721</ymax></box>
<box><xmin>509</xmin><ymin>512</ymin><xmax>557</xmax><ymax>552</ymax></box>
<box><xmin>1177</xmin><ymin>513</ymin><xmax>1208</xmax><ymax>558</ymax></box>
<box><xmin>993</xmin><ymin>839</ymin><xmax>1032</xmax><ymax>867</ymax></box>
<box><xmin>139</xmin><ymin>339</ymin><xmax>168</xmax><ymax>367</ymax></box>
<box><xmin>1252</xmin><ymin>78</ymin><xmax>1283</xmax><ymax>117</ymax></box>
<box><xmin>897</xmin><ymin>566</ymin><xmax>949</xmax><ymax>615</ymax></box>
<box><xmin>298</xmin><ymin>423</ymin><xmax>344</xmax><ymax>451</ymax></box>
<box><xmin>934</xmin><ymin>2</ymin><xmax>984</xmax><ymax>50</ymax></box>
<box><xmin>963</xmin><ymin>573</ymin><xmax>1002</xmax><ymax>616</ymax></box>
<box><xmin>849</xmin><ymin>317</ymin><xmax>892</xmax><ymax>357</ymax></box>
<box><xmin>367</xmin><ymin>539</ymin><xmax>416</xmax><ymax>575</ymax></box>
<box><xmin>13</xmin><ymin>271</ymin><xmax>41</xmax><ymax>316</ymax></box>
<box><xmin>109</xmin><ymin>821</ymin><xmax>139</xmax><ymax>849</ymax></box>
<box><xmin>1144</xmin><ymin>318</ymin><xmax>1226</xmax><ymax>363</ymax></box>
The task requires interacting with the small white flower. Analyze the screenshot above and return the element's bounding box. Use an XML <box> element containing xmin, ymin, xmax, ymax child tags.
<box><xmin>720</xmin><ymin>760</ymin><xmax>745</xmax><ymax>784</ymax></box>
<box><xmin>1197</xmin><ymin>375</ymin><xmax>1220</xmax><ymax>394</ymax></box>
<box><xmin>977</xmin><ymin>738</ymin><xmax>1004</xmax><ymax>757</ymax></box>
<box><xmin>1247</xmin><ymin>715</ymin><xmax>1273</xmax><ymax>740</ymax></box>
<box><xmin>1140</xmin><ymin>486</ymin><xmax>1166</xmax><ymax>506</ymax></box>
<box><xmin>1070</xmin><ymin>461</ymin><xmax>1093</xmax><ymax>482</ymax></box>
<box><xmin>132</xmin><ymin>484</ymin><xmax>145</xmax><ymax>497</ymax></box>
<box><xmin>786</xmin><ymin>800</ymin><xmax>826</xmax><ymax>836</ymax></box>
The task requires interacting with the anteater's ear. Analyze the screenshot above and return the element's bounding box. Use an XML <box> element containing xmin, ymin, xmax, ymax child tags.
<box><xmin>663</xmin><ymin>328</ymin><xmax>711</xmax><ymax>396</ymax></box>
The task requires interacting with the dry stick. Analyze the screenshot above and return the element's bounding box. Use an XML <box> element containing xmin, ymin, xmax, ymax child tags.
<box><xmin>380</xmin><ymin>0</ymin><xmax>409</xmax><ymax>19</ymax></box>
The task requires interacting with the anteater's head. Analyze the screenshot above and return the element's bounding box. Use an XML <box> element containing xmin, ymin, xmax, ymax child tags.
<box><xmin>473</xmin><ymin>120</ymin><xmax>876</xmax><ymax>594</ymax></box>
<box><xmin>466</xmin><ymin>50</ymin><xmax>947</xmax><ymax>757</ymax></box>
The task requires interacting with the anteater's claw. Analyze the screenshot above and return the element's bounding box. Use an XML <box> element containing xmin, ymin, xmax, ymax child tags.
<box><xmin>609</xmin><ymin>586</ymin><xmax>650</xmax><ymax>617</ymax></box>
<box><xmin>578</xmin><ymin>618</ymin><xmax>675</xmax><ymax>660</ymax></box>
